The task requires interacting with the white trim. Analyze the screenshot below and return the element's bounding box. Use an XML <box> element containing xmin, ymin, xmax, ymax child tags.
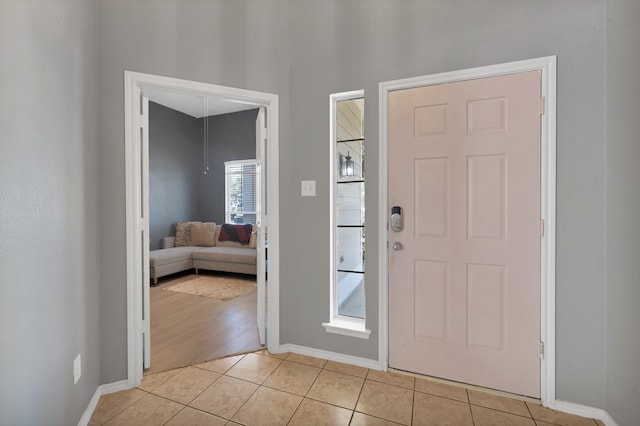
<box><xmin>552</xmin><ymin>401</ymin><xmax>619</xmax><ymax>426</ymax></box>
<box><xmin>322</xmin><ymin>318</ymin><xmax>372</xmax><ymax>339</ymax></box>
<box><xmin>77</xmin><ymin>380</ymin><xmax>129</xmax><ymax>426</ymax></box>
<box><xmin>255</xmin><ymin>106</ymin><xmax>267</xmax><ymax>345</ymax></box>
<box><xmin>78</xmin><ymin>380</ymin><xmax>618</xmax><ymax>426</ymax></box>
<box><xmin>378</xmin><ymin>84</ymin><xmax>390</xmax><ymax>372</ymax></box>
<box><xmin>539</xmin><ymin>57</ymin><xmax>557</xmax><ymax>406</ymax></box>
<box><xmin>124</xmin><ymin>71</ymin><xmax>280</xmax><ymax>387</ymax></box>
<box><xmin>124</xmin><ymin>74</ymin><xmax>143</xmax><ymax>387</ymax></box>
<box><xmin>378</xmin><ymin>56</ymin><xmax>557</xmax><ymax>404</ymax></box>
<box><xmin>325</xmin><ymin>90</ymin><xmax>371</xmax><ymax>337</ymax></box>
<box><xmin>278</xmin><ymin>343</ymin><xmax>380</xmax><ymax>370</ymax></box>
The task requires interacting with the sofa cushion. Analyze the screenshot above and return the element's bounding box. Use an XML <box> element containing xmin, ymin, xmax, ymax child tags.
<box><xmin>175</xmin><ymin>222</ymin><xmax>191</xmax><ymax>247</ymax></box>
<box><xmin>191</xmin><ymin>222</ymin><xmax>216</xmax><ymax>247</ymax></box>
<box><xmin>192</xmin><ymin>246</ymin><xmax>256</xmax><ymax>265</ymax></box>
<box><xmin>149</xmin><ymin>246</ymin><xmax>197</xmax><ymax>267</ymax></box>
<box><xmin>161</xmin><ymin>236</ymin><xmax>176</xmax><ymax>249</ymax></box>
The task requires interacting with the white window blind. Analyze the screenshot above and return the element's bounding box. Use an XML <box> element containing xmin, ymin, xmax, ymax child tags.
<box><xmin>225</xmin><ymin>160</ymin><xmax>258</xmax><ymax>224</ymax></box>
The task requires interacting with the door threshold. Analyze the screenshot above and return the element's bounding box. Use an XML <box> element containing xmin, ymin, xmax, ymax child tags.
<box><xmin>387</xmin><ymin>367</ymin><xmax>541</xmax><ymax>405</ymax></box>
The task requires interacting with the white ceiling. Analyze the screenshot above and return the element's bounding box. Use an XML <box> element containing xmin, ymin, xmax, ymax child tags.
<box><xmin>144</xmin><ymin>86</ymin><xmax>259</xmax><ymax>118</ymax></box>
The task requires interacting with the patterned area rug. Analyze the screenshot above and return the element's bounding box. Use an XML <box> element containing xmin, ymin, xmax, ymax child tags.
<box><xmin>162</xmin><ymin>275</ymin><xmax>256</xmax><ymax>301</ymax></box>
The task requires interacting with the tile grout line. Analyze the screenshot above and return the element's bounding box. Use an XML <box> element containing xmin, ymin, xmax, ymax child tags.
<box><xmin>256</xmin><ymin>353</ymin><xmax>304</xmax><ymax>425</ymax></box>
<box><xmin>98</xmin><ymin>350</ymin><xmax>596</xmax><ymax>426</ymax></box>
<box><xmin>525</xmin><ymin>400</ymin><xmax>536</xmax><ymax>422</ymax></box>
<box><xmin>351</xmin><ymin>370</ymin><xmax>367</xmax><ymax>415</ymax></box>
<box><xmin>467</xmin><ymin>389</ymin><xmax>477</xmax><ymax>426</ymax></box>
<box><xmin>225</xmin><ymin>375</ymin><xmax>261</xmax><ymax>424</ymax></box>
<box><xmin>278</xmin><ymin>354</ymin><xmax>402</xmax><ymax>424</ymax></box>
<box><xmin>283</xmin><ymin>389</ymin><xmax>305</xmax><ymax>426</ymax></box>
<box><xmin>413</xmin><ymin>386</ymin><xmax>474</xmax><ymax>406</ymax></box>
<box><xmin>295</xmin><ymin>358</ymin><xmax>364</xmax><ymax>416</ymax></box>
<box><xmin>161</xmin><ymin>404</ymin><xmax>187</xmax><ymax>426</ymax></box>
<box><xmin>225</xmin><ymin>357</ymin><xmax>281</xmax><ymax>423</ymax></box>
<box><xmin>409</xmin><ymin>385</ymin><xmax>416</xmax><ymax>426</ymax></box>
<box><xmin>105</xmin><ymin>393</ymin><xmax>144</xmax><ymax>425</ymax></box>
<box><xmin>469</xmin><ymin>402</ymin><xmax>537</xmax><ymax>420</ymax></box>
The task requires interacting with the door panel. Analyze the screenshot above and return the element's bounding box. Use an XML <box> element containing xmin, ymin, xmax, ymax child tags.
<box><xmin>388</xmin><ymin>71</ymin><xmax>541</xmax><ymax>397</ymax></box>
<box><xmin>142</xmin><ymin>94</ymin><xmax>151</xmax><ymax>370</ymax></box>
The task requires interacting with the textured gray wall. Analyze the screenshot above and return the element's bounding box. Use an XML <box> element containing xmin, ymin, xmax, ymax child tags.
<box><xmin>95</xmin><ymin>1</ymin><xmax>639</xmax><ymax>420</ymax></box>
<box><xmin>198</xmin><ymin>109</ymin><xmax>258</xmax><ymax>224</ymax></box>
<box><xmin>605</xmin><ymin>0</ymin><xmax>640</xmax><ymax>424</ymax></box>
<box><xmin>0</xmin><ymin>1</ymin><xmax>100</xmax><ymax>424</ymax></box>
<box><xmin>98</xmin><ymin>0</ymin><xmax>290</xmax><ymax>382</ymax></box>
<box><xmin>149</xmin><ymin>102</ymin><xmax>201</xmax><ymax>250</ymax></box>
<box><xmin>284</xmin><ymin>0</ymin><xmax>607</xmax><ymax>406</ymax></box>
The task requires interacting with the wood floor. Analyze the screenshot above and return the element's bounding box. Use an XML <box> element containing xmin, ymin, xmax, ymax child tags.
<box><xmin>147</xmin><ymin>271</ymin><xmax>263</xmax><ymax>373</ymax></box>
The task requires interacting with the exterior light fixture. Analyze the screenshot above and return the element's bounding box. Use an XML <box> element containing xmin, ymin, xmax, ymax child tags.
<box><xmin>341</xmin><ymin>151</ymin><xmax>355</xmax><ymax>177</ymax></box>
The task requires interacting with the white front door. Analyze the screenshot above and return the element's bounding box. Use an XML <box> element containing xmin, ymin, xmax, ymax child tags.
<box><xmin>388</xmin><ymin>71</ymin><xmax>542</xmax><ymax>397</ymax></box>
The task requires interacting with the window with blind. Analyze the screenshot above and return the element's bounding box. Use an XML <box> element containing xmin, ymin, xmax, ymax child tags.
<box><xmin>225</xmin><ymin>160</ymin><xmax>258</xmax><ymax>224</ymax></box>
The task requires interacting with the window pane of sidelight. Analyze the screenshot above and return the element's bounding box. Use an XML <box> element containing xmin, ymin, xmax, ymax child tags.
<box><xmin>337</xmin><ymin>182</ymin><xmax>364</xmax><ymax>226</ymax></box>
<box><xmin>337</xmin><ymin>139</ymin><xmax>364</xmax><ymax>182</ymax></box>
<box><xmin>337</xmin><ymin>271</ymin><xmax>364</xmax><ymax>319</ymax></box>
<box><xmin>337</xmin><ymin>227</ymin><xmax>364</xmax><ymax>273</ymax></box>
<box><xmin>337</xmin><ymin>98</ymin><xmax>364</xmax><ymax>141</ymax></box>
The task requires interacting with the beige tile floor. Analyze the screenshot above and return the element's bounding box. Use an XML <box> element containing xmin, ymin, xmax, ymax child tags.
<box><xmin>90</xmin><ymin>350</ymin><xmax>603</xmax><ymax>426</ymax></box>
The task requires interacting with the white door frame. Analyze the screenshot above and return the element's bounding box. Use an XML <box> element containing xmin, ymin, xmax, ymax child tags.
<box><xmin>124</xmin><ymin>71</ymin><xmax>280</xmax><ymax>387</ymax></box>
<box><xmin>378</xmin><ymin>56</ymin><xmax>556</xmax><ymax>406</ymax></box>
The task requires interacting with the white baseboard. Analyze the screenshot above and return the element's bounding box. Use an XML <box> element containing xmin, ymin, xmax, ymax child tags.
<box><xmin>273</xmin><ymin>344</ymin><xmax>620</xmax><ymax>426</ymax></box>
<box><xmin>77</xmin><ymin>380</ymin><xmax>130</xmax><ymax>426</ymax></box>
<box><xmin>552</xmin><ymin>400</ymin><xmax>618</xmax><ymax>426</ymax></box>
<box><xmin>276</xmin><ymin>343</ymin><xmax>380</xmax><ymax>370</ymax></box>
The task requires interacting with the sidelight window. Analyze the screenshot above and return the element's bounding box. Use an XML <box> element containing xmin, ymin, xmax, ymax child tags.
<box><xmin>323</xmin><ymin>91</ymin><xmax>371</xmax><ymax>339</ymax></box>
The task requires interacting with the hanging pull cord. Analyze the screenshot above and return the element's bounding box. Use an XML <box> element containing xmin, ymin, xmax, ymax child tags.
<box><xmin>203</xmin><ymin>97</ymin><xmax>210</xmax><ymax>174</ymax></box>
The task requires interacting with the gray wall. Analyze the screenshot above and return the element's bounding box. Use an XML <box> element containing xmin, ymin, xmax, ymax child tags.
<box><xmin>199</xmin><ymin>109</ymin><xmax>258</xmax><ymax>223</ymax></box>
<box><xmin>149</xmin><ymin>102</ymin><xmax>201</xmax><ymax>250</ymax></box>
<box><xmin>0</xmin><ymin>1</ymin><xmax>100</xmax><ymax>425</ymax></box>
<box><xmin>148</xmin><ymin>103</ymin><xmax>258</xmax><ymax>250</ymax></box>
<box><xmin>98</xmin><ymin>0</ymin><xmax>290</xmax><ymax>382</ymax></box>
<box><xmin>605</xmin><ymin>0</ymin><xmax>640</xmax><ymax>424</ymax></box>
<box><xmin>95</xmin><ymin>1</ymin><xmax>639</xmax><ymax>423</ymax></box>
<box><xmin>284</xmin><ymin>0</ymin><xmax>607</xmax><ymax>406</ymax></box>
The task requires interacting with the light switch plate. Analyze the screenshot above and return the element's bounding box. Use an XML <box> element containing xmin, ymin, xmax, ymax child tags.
<box><xmin>301</xmin><ymin>180</ymin><xmax>316</xmax><ymax>197</ymax></box>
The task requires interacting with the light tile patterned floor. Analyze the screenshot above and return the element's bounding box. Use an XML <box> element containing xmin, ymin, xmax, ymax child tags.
<box><xmin>90</xmin><ymin>350</ymin><xmax>601</xmax><ymax>426</ymax></box>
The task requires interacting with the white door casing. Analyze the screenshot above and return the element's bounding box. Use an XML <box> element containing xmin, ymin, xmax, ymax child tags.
<box><xmin>124</xmin><ymin>71</ymin><xmax>280</xmax><ymax>387</ymax></box>
<box><xmin>379</xmin><ymin>56</ymin><xmax>557</xmax><ymax>405</ymax></box>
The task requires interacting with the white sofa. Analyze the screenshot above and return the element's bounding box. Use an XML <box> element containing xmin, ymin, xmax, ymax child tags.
<box><xmin>149</xmin><ymin>222</ymin><xmax>256</xmax><ymax>285</ymax></box>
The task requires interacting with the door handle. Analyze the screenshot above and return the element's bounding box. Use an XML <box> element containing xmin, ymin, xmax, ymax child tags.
<box><xmin>392</xmin><ymin>242</ymin><xmax>403</xmax><ymax>251</ymax></box>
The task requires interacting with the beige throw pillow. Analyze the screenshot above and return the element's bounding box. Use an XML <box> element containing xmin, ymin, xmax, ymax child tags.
<box><xmin>174</xmin><ymin>222</ymin><xmax>191</xmax><ymax>247</ymax></box>
<box><xmin>191</xmin><ymin>222</ymin><xmax>216</xmax><ymax>247</ymax></box>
